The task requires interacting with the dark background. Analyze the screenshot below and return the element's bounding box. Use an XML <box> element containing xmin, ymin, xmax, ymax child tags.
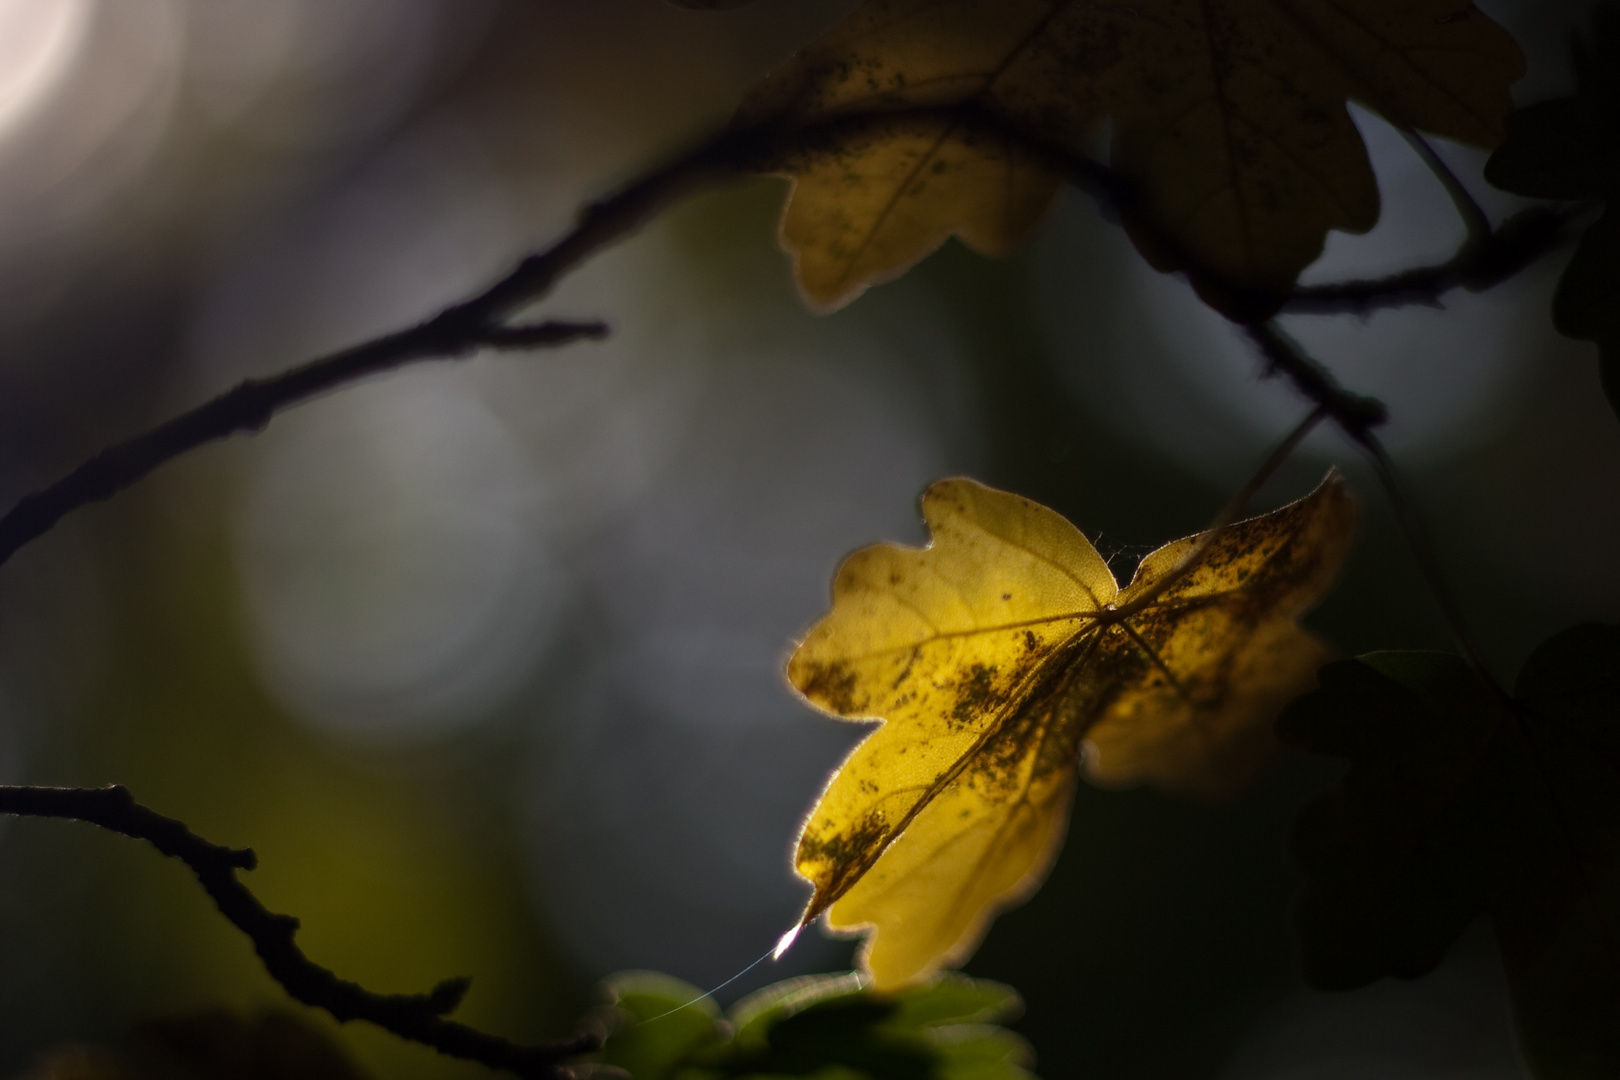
<box><xmin>0</xmin><ymin>1</ymin><xmax>1611</xmax><ymax>1077</ymax></box>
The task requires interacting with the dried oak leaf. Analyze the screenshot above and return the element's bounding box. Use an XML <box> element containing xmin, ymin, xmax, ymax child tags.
<box><xmin>740</xmin><ymin>0</ymin><xmax>1523</xmax><ymax>317</ymax></box>
<box><xmin>1486</xmin><ymin>5</ymin><xmax>1620</xmax><ymax>420</ymax></box>
<box><xmin>785</xmin><ymin>473</ymin><xmax>1355</xmax><ymax>988</ymax></box>
<box><xmin>1280</xmin><ymin>624</ymin><xmax>1620</xmax><ymax>1080</ymax></box>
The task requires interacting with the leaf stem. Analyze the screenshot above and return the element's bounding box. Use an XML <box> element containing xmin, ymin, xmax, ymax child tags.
<box><xmin>0</xmin><ymin>785</ymin><xmax>595</xmax><ymax>1079</ymax></box>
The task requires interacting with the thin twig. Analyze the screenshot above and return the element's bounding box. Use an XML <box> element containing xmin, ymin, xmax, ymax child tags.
<box><xmin>0</xmin><ymin>784</ymin><xmax>596</xmax><ymax>1079</ymax></box>
<box><xmin>0</xmin><ymin>108</ymin><xmax>1577</xmax><ymax>574</ymax></box>
<box><xmin>1358</xmin><ymin>438</ymin><xmax>1510</xmax><ymax>702</ymax></box>
<box><xmin>0</xmin><ymin>319</ymin><xmax>607</xmax><ymax>570</ymax></box>
<box><xmin>1241</xmin><ymin>322</ymin><xmax>1388</xmax><ymax>442</ymax></box>
<box><xmin>1237</xmin><ymin>324</ymin><xmax>1510</xmax><ymax>701</ymax></box>
<box><xmin>1191</xmin><ymin>405</ymin><xmax>1330</xmax><ymax>542</ymax></box>
<box><xmin>1107</xmin><ymin>405</ymin><xmax>1328</xmax><ymax>622</ymax></box>
<box><xmin>1282</xmin><ymin>204</ymin><xmax>1575</xmax><ymax>315</ymax></box>
<box><xmin>1007</xmin><ymin>113</ymin><xmax>1574</xmax><ymax>318</ymax></box>
<box><xmin>0</xmin><ymin>117</ymin><xmax>776</xmax><ymax>573</ymax></box>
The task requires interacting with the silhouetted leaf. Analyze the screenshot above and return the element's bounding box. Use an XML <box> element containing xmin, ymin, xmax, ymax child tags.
<box><xmin>595</xmin><ymin>971</ymin><xmax>1033</xmax><ymax>1080</ymax></box>
<box><xmin>1281</xmin><ymin>624</ymin><xmax>1620</xmax><ymax>1080</ymax></box>
<box><xmin>786</xmin><ymin>474</ymin><xmax>1355</xmax><ymax>988</ymax></box>
<box><xmin>742</xmin><ymin>0</ymin><xmax>1523</xmax><ymax>315</ymax></box>
<box><xmin>1487</xmin><ymin>5</ymin><xmax>1620</xmax><ymax>418</ymax></box>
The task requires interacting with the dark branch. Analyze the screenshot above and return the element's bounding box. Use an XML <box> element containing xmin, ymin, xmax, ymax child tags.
<box><xmin>1240</xmin><ymin>322</ymin><xmax>1387</xmax><ymax>443</ymax></box>
<box><xmin>1237</xmin><ymin>323</ymin><xmax>1510</xmax><ymax>702</ymax></box>
<box><xmin>0</xmin><ymin>106</ymin><xmax>1579</xmax><ymax>573</ymax></box>
<box><xmin>0</xmin><ymin>118</ymin><xmax>773</xmax><ymax>573</ymax></box>
<box><xmin>0</xmin><ymin>784</ymin><xmax>596</xmax><ymax>1079</ymax></box>
<box><xmin>1282</xmin><ymin>204</ymin><xmax>1576</xmax><ymax>315</ymax></box>
<box><xmin>0</xmin><ymin>319</ymin><xmax>607</xmax><ymax>570</ymax></box>
<box><xmin>0</xmin><ymin>132</ymin><xmax>762</xmax><ymax>574</ymax></box>
<box><xmin>940</xmin><ymin>107</ymin><xmax>1579</xmax><ymax>319</ymax></box>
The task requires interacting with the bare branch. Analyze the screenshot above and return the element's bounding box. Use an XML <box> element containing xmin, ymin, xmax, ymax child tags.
<box><xmin>1237</xmin><ymin>323</ymin><xmax>1510</xmax><ymax>703</ymax></box>
<box><xmin>1240</xmin><ymin>322</ymin><xmax>1388</xmax><ymax>443</ymax></box>
<box><xmin>1282</xmin><ymin>204</ymin><xmax>1577</xmax><ymax>315</ymax></box>
<box><xmin>940</xmin><ymin>107</ymin><xmax>1579</xmax><ymax>319</ymax></box>
<box><xmin>0</xmin><ymin>784</ymin><xmax>596</xmax><ymax>1079</ymax></box>
<box><xmin>0</xmin><ymin>120</ymin><xmax>769</xmax><ymax>572</ymax></box>
<box><xmin>0</xmin><ymin>319</ymin><xmax>607</xmax><ymax>570</ymax></box>
<box><xmin>0</xmin><ymin>105</ymin><xmax>1577</xmax><ymax>574</ymax></box>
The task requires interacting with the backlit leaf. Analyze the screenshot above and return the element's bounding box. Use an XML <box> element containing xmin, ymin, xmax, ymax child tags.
<box><xmin>786</xmin><ymin>473</ymin><xmax>1355</xmax><ymax>988</ymax></box>
<box><xmin>1280</xmin><ymin>624</ymin><xmax>1620</xmax><ymax>1080</ymax></box>
<box><xmin>742</xmin><ymin>0</ymin><xmax>1523</xmax><ymax>315</ymax></box>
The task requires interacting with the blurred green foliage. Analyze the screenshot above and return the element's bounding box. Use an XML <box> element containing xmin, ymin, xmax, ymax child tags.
<box><xmin>595</xmin><ymin>971</ymin><xmax>1033</xmax><ymax>1080</ymax></box>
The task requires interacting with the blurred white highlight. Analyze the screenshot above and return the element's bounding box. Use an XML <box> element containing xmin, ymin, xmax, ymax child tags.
<box><xmin>772</xmin><ymin>923</ymin><xmax>801</xmax><ymax>960</ymax></box>
<box><xmin>0</xmin><ymin>0</ymin><xmax>89</xmax><ymax>142</ymax></box>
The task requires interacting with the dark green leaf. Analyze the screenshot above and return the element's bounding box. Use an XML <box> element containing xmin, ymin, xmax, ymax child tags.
<box><xmin>1278</xmin><ymin>653</ymin><xmax>1494</xmax><ymax>988</ymax></box>
<box><xmin>1515</xmin><ymin>623</ymin><xmax>1620</xmax><ymax>707</ymax></box>
<box><xmin>594</xmin><ymin>971</ymin><xmax>1034</xmax><ymax>1080</ymax></box>
<box><xmin>884</xmin><ymin>976</ymin><xmax>1022</xmax><ymax>1030</ymax></box>
<box><xmin>1282</xmin><ymin>626</ymin><xmax>1620</xmax><ymax>1080</ymax></box>
<box><xmin>726</xmin><ymin>994</ymin><xmax>935</xmax><ymax>1079</ymax></box>
<box><xmin>597</xmin><ymin>972</ymin><xmax>724</xmax><ymax>1080</ymax></box>
<box><xmin>930</xmin><ymin>1029</ymin><xmax>1036</xmax><ymax>1080</ymax></box>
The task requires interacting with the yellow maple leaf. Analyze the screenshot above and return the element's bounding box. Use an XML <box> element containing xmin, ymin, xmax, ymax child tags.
<box><xmin>785</xmin><ymin>473</ymin><xmax>1356</xmax><ymax>989</ymax></box>
<box><xmin>741</xmin><ymin>0</ymin><xmax>1523</xmax><ymax>315</ymax></box>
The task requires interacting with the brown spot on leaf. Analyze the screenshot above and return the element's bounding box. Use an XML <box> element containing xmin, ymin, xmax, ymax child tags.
<box><xmin>950</xmin><ymin>662</ymin><xmax>1002</xmax><ymax>728</ymax></box>
<box><xmin>797</xmin><ymin>659</ymin><xmax>861</xmax><ymax>715</ymax></box>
